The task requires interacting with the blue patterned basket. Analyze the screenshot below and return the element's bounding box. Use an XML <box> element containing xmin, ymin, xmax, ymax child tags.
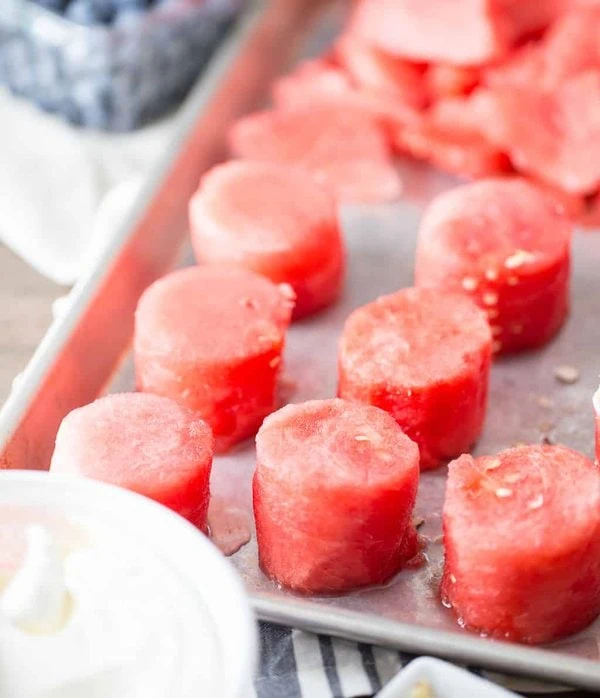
<box><xmin>0</xmin><ymin>0</ymin><xmax>241</xmax><ymax>130</ymax></box>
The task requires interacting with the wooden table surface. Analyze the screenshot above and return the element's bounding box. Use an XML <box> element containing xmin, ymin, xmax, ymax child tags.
<box><xmin>0</xmin><ymin>241</ymin><xmax>596</xmax><ymax>697</ymax></box>
<box><xmin>0</xmin><ymin>244</ymin><xmax>63</xmax><ymax>406</ymax></box>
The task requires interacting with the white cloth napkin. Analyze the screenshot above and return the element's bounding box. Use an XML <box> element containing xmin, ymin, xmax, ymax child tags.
<box><xmin>0</xmin><ymin>89</ymin><xmax>179</xmax><ymax>285</ymax></box>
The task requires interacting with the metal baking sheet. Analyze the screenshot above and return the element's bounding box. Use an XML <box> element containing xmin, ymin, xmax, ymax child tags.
<box><xmin>1</xmin><ymin>1</ymin><xmax>600</xmax><ymax>691</ymax></box>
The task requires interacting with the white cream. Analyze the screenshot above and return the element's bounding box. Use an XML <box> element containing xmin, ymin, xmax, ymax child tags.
<box><xmin>0</xmin><ymin>527</ymin><xmax>222</xmax><ymax>698</ymax></box>
<box><xmin>2</xmin><ymin>526</ymin><xmax>70</xmax><ymax>635</ymax></box>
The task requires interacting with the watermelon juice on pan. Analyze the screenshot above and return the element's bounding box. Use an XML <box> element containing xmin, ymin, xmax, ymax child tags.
<box><xmin>442</xmin><ymin>445</ymin><xmax>600</xmax><ymax>644</ymax></box>
<box><xmin>253</xmin><ymin>399</ymin><xmax>420</xmax><ymax>594</ymax></box>
<box><xmin>338</xmin><ymin>287</ymin><xmax>492</xmax><ymax>470</ymax></box>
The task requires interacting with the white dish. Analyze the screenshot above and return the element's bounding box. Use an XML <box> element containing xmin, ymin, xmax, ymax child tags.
<box><xmin>0</xmin><ymin>470</ymin><xmax>257</xmax><ymax>698</ymax></box>
<box><xmin>377</xmin><ymin>657</ymin><xmax>519</xmax><ymax>698</ymax></box>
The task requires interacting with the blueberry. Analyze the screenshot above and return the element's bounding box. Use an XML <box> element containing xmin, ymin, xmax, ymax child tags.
<box><xmin>31</xmin><ymin>0</ymin><xmax>70</xmax><ymax>13</ymax></box>
<box><xmin>113</xmin><ymin>6</ymin><xmax>145</xmax><ymax>27</ymax></box>
<box><xmin>66</xmin><ymin>0</ymin><xmax>115</xmax><ymax>24</ymax></box>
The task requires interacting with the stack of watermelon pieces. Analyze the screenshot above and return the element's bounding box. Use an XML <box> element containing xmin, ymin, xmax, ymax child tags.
<box><xmin>231</xmin><ymin>0</ymin><xmax>600</xmax><ymax>215</ymax></box>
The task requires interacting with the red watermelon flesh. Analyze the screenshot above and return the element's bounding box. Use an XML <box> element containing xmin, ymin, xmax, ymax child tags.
<box><xmin>189</xmin><ymin>161</ymin><xmax>345</xmax><ymax>319</ymax></box>
<box><xmin>426</xmin><ymin>64</ymin><xmax>481</xmax><ymax>100</ymax></box>
<box><xmin>497</xmin><ymin>0</ymin><xmax>567</xmax><ymax>42</ymax></box>
<box><xmin>485</xmin><ymin>7</ymin><xmax>600</xmax><ymax>91</ymax></box>
<box><xmin>481</xmin><ymin>70</ymin><xmax>600</xmax><ymax>194</ymax></box>
<box><xmin>335</xmin><ymin>34</ymin><xmax>428</xmax><ymax>109</ymax></box>
<box><xmin>338</xmin><ymin>287</ymin><xmax>492</xmax><ymax>470</ymax></box>
<box><xmin>134</xmin><ymin>266</ymin><xmax>294</xmax><ymax>452</ymax></box>
<box><xmin>253</xmin><ymin>398</ymin><xmax>420</xmax><ymax>594</ymax></box>
<box><xmin>272</xmin><ymin>59</ymin><xmax>422</xmax><ymax>137</ymax></box>
<box><xmin>442</xmin><ymin>446</ymin><xmax>600</xmax><ymax>644</ymax></box>
<box><xmin>415</xmin><ymin>178</ymin><xmax>572</xmax><ymax>353</ymax></box>
<box><xmin>272</xmin><ymin>59</ymin><xmax>355</xmax><ymax>110</ymax></box>
<box><xmin>51</xmin><ymin>393</ymin><xmax>214</xmax><ymax>531</ymax></box>
<box><xmin>350</xmin><ymin>0</ymin><xmax>508</xmax><ymax>66</ymax></box>
<box><xmin>229</xmin><ymin>106</ymin><xmax>402</xmax><ymax>203</ymax></box>
<box><xmin>394</xmin><ymin>96</ymin><xmax>509</xmax><ymax>179</ymax></box>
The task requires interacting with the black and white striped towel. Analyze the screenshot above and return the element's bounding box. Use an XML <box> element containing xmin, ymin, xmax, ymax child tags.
<box><xmin>253</xmin><ymin>623</ymin><xmax>570</xmax><ymax>698</ymax></box>
<box><xmin>254</xmin><ymin>622</ymin><xmax>423</xmax><ymax>698</ymax></box>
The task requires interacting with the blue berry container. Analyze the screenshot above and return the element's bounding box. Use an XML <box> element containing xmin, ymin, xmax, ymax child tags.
<box><xmin>0</xmin><ymin>0</ymin><xmax>242</xmax><ymax>130</ymax></box>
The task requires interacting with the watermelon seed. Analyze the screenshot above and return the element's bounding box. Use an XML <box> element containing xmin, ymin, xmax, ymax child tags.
<box><xmin>484</xmin><ymin>458</ymin><xmax>502</xmax><ymax>471</ymax></box>
<box><xmin>527</xmin><ymin>494</ymin><xmax>544</xmax><ymax>510</ymax></box>
<box><xmin>461</xmin><ymin>276</ymin><xmax>478</xmax><ymax>291</ymax></box>
<box><xmin>553</xmin><ymin>365</ymin><xmax>580</xmax><ymax>384</ymax></box>
<box><xmin>492</xmin><ymin>340</ymin><xmax>503</xmax><ymax>353</ymax></box>
<box><xmin>536</xmin><ymin>395</ymin><xmax>554</xmax><ymax>409</ymax></box>
<box><xmin>485</xmin><ymin>268</ymin><xmax>499</xmax><ymax>281</ymax></box>
<box><xmin>507</xmin><ymin>276</ymin><xmax>519</xmax><ymax>286</ymax></box>
<box><xmin>503</xmin><ymin>473</ymin><xmax>521</xmax><ymax>484</ymax></box>
<box><xmin>491</xmin><ymin>325</ymin><xmax>502</xmax><ymax>337</ymax></box>
<box><xmin>495</xmin><ymin>487</ymin><xmax>512</xmax><ymax>498</ymax></box>
<box><xmin>354</xmin><ymin>434</ymin><xmax>370</xmax><ymax>441</ymax></box>
<box><xmin>486</xmin><ymin>308</ymin><xmax>499</xmax><ymax>320</ymax></box>
<box><xmin>482</xmin><ymin>291</ymin><xmax>499</xmax><ymax>306</ymax></box>
<box><xmin>269</xmin><ymin>357</ymin><xmax>281</xmax><ymax>369</ymax></box>
<box><xmin>505</xmin><ymin>249</ymin><xmax>536</xmax><ymax>269</ymax></box>
<box><xmin>511</xmin><ymin>323</ymin><xmax>523</xmax><ymax>335</ymax></box>
<box><xmin>449</xmin><ymin>574</ymin><xmax>457</xmax><ymax>584</ymax></box>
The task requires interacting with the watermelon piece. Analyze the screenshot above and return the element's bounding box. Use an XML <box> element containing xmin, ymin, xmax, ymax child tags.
<box><xmin>229</xmin><ymin>106</ymin><xmax>402</xmax><ymax>203</ymax></box>
<box><xmin>349</xmin><ymin>0</ymin><xmax>508</xmax><ymax>66</ymax></box>
<box><xmin>485</xmin><ymin>7</ymin><xmax>600</xmax><ymax>91</ymax></box>
<box><xmin>442</xmin><ymin>445</ymin><xmax>600</xmax><ymax>644</ymax></box>
<box><xmin>338</xmin><ymin>287</ymin><xmax>492</xmax><ymax>470</ymax></box>
<box><xmin>497</xmin><ymin>0</ymin><xmax>567</xmax><ymax>42</ymax></box>
<box><xmin>271</xmin><ymin>59</ymin><xmax>356</xmax><ymax>111</ymax></box>
<box><xmin>481</xmin><ymin>70</ymin><xmax>600</xmax><ymax>194</ymax></box>
<box><xmin>50</xmin><ymin>393</ymin><xmax>214</xmax><ymax>531</ymax></box>
<box><xmin>415</xmin><ymin>178</ymin><xmax>572</xmax><ymax>353</ymax></box>
<box><xmin>253</xmin><ymin>398</ymin><xmax>420</xmax><ymax>594</ymax></box>
<box><xmin>134</xmin><ymin>266</ymin><xmax>294</xmax><ymax>452</ymax></box>
<box><xmin>484</xmin><ymin>42</ymin><xmax>546</xmax><ymax>91</ymax></box>
<box><xmin>272</xmin><ymin>59</ymin><xmax>421</xmax><ymax>137</ymax></box>
<box><xmin>189</xmin><ymin>161</ymin><xmax>345</xmax><ymax>319</ymax></box>
<box><xmin>394</xmin><ymin>96</ymin><xmax>509</xmax><ymax>179</ymax></box>
<box><xmin>581</xmin><ymin>191</ymin><xmax>600</xmax><ymax>228</ymax></box>
<box><xmin>335</xmin><ymin>33</ymin><xmax>428</xmax><ymax>109</ymax></box>
<box><xmin>426</xmin><ymin>64</ymin><xmax>480</xmax><ymax>100</ymax></box>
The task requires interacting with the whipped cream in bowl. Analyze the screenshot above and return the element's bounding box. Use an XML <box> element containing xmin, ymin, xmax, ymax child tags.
<box><xmin>0</xmin><ymin>471</ymin><xmax>256</xmax><ymax>698</ymax></box>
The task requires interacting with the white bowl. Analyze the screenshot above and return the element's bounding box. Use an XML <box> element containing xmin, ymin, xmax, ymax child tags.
<box><xmin>0</xmin><ymin>470</ymin><xmax>257</xmax><ymax>698</ymax></box>
<box><xmin>377</xmin><ymin>657</ymin><xmax>519</xmax><ymax>698</ymax></box>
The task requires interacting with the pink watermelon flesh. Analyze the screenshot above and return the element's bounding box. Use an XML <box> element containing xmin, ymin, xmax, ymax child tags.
<box><xmin>349</xmin><ymin>0</ymin><xmax>508</xmax><ymax>66</ymax></box>
<box><xmin>272</xmin><ymin>59</ymin><xmax>356</xmax><ymax>110</ymax></box>
<box><xmin>426</xmin><ymin>64</ymin><xmax>481</xmax><ymax>100</ymax></box>
<box><xmin>415</xmin><ymin>177</ymin><xmax>572</xmax><ymax>353</ymax></box>
<box><xmin>254</xmin><ymin>398</ymin><xmax>420</xmax><ymax>594</ymax></box>
<box><xmin>189</xmin><ymin>161</ymin><xmax>345</xmax><ymax>319</ymax></box>
<box><xmin>394</xmin><ymin>95</ymin><xmax>509</xmax><ymax>178</ymax></box>
<box><xmin>272</xmin><ymin>58</ymin><xmax>422</xmax><ymax>136</ymax></box>
<box><xmin>480</xmin><ymin>69</ymin><xmax>600</xmax><ymax>194</ymax></box>
<box><xmin>134</xmin><ymin>266</ymin><xmax>294</xmax><ymax>451</ymax></box>
<box><xmin>443</xmin><ymin>445</ymin><xmax>600</xmax><ymax>644</ymax></box>
<box><xmin>335</xmin><ymin>33</ymin><xmax>428</xmax><ymax>109</ymax></box>
<box><xmin>338</xmin><ymin>287</ymin><xmax>492</xmax><ymax>470</ymax></box>
<box><xmin>229</xmin><ymin>106</ymin><xmax>402</xmax><ymax>203</ymax></box>
<box><xmin>50</xmin><ymin>393</ymin><xmax>214</xmax><ymax>530</ymax></box>
<box><xmin>485</xmin><ymin>7</ymin><xmax>600</xmax><ymax>91</ymax></box>
<box><xmin>497</xmin><ymin>0</ymin><xmax>568</xmax><ymax>42</ymax></box>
